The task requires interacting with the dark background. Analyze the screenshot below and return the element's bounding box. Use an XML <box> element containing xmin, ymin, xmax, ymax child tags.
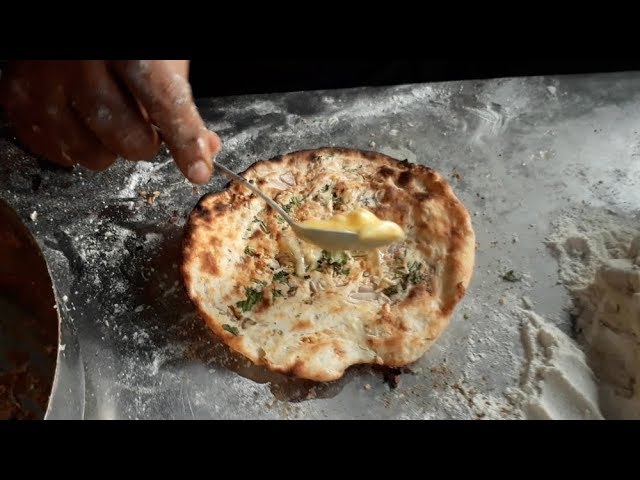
<box><xmin>189</xmin><ymin>60</ymin><xmax>640</xmax><ymax>98</ymax></box>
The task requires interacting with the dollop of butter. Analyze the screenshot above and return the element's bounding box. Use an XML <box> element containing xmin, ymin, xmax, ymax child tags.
<box><xmin>300</xmin><ymin>208</ymin><xmax>405</xmax><ymax>251</ymax></box>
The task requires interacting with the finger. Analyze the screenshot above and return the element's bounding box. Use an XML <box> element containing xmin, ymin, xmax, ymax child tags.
<box><xmin>69</xmin><ymin>61</ymin><xmax>161</xmax><ymax>161</ymax></box>
<box><xmin>1</xmin><ymin>72</ymin><xmax>74</xmax><ymax>167</ymax></box>
<box><xmin>10</xmin><ymin>115</ymin><xmax>75</xmax><ymax>168</ymax></box>
<box><xmin>53</xmin><ymin>105</ymin><xmax>118</xmax><ymax>171</ymax></box>
<box><xmin>207</xmin><ymin>129</ymin><xmax>223</xmax><ymax>157</ymax></box>
<box><xmin>112</xmin><ymin>60</ymin><xmax>218</xmax><ymax>184</ymax></box>
<box><xmin>1</xmin><ymin>62</ymin><xmax>116</xmax><ymax>171</ymax></box>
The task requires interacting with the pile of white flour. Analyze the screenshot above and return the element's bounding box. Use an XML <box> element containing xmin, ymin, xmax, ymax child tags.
<box><xmin>536</xmin><ymin>208</ymin><xmax>640</xmax><ymax>419</ymax></box>
<box><xmin>505</xmin><ymin>309</ymin><xmax>603</xmax><ymax>419</ymax></box>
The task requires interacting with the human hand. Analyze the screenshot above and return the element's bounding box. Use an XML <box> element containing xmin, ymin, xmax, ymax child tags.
<box><xmin>0</xmin><ymin>60</ymin><xmax>221</xmax><ymax>184</ymax></box>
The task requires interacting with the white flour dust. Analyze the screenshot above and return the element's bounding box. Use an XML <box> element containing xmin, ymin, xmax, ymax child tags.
<box><xmin>542</xmin><ymin>208</ymin><xmax>640</xmax><ymax>419</ymax></box>
<box><xmin>506</xmin><ymin>309</ymin><xmax>603</xmax><ymax>420</ymax></box>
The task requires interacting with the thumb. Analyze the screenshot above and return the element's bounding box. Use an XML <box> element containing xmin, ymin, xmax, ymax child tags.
<box><xmin>186</xmin><ymin>130</ymin><xmax>222</xmax><ymax>184</ymax></box>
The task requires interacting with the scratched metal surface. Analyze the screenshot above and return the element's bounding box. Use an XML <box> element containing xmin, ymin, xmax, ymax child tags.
<box><xmin>1</xmin><ymin>72</ymin><xmax>640</xmax><ymax>419</ymax></box>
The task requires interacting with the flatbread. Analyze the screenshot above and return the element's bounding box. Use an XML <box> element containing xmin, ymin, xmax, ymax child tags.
<box><xmin>181</xmin><ymin>148</ymin><xmax>475</xmax><ymax>381</ymax></box>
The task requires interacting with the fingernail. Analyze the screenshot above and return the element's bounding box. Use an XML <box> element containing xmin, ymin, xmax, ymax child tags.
<box><xmin>187</xmin><ymin>161</ymin><xmax>211</xmax><ymax>185</ymax></box>
<box><xmin>208</xmin><ymin>131</ymin><xmax>222</xmax><ymax>156</ymax></box>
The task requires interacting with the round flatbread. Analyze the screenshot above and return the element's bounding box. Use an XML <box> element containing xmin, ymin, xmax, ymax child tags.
<box><xmin>181</xmin><ymin>148</ymin><xmax>475</xmax><ymax>381</ymax></box>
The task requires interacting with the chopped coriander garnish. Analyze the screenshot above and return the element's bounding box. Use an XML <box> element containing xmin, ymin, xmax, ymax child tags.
<box><xmin>252</xmin><ymin>217</ymin><xmax>270</xmax><ymax>234</ymax></box>
<box><xmin>236</xmin><ymin>287</ymin><xmax>263</xmax><ymax>312</ymax></box>
<box><xmin>322</xmin><ymin>184</ymin><xmax>331</xmax><ymax>192</ymax></box>
<box><xmin>407</xmin><ymin>261</ymin><xmax>426</xmax><ymax>285</ymax></box>
<box><xmin>222</xmin><ymin>324</ymin><xmax>240</xmax><ymax>336</ymax></box>
<box><xmin>283</xmin><ymin>196</ymin><xmax>303</xmax><ymax>213</ymax></box>
<box><xmin>318</xmin><ymin>250</ymin><xmax>350</xmax><ymax>275</ymax></box>
<box><xmin>245</xmin><ymin>246</ymin><xmax>258</xmax><ymax>257</ymax></box>
<box><xmin>258</xmin><ymin>220</ymin><xmax>270</xmax><ymax>234</ymax></box>
<box><xmin>272</xmin><ymin>289</ymin><xmax>284</xmax><ymax>298</ymax></box>
<box><xmin>273</xmin><ymin>271</ymin><xmax>289</xmax><ymax>284</ymax></box>
<box><xmin>325</xmin><ymin>250</ymin><xmax>349</xmax><ymax>265</ymax></box>
<box><xmin>395</xmin><ymin>261</ymin><xmax>426</xmax><ymax>290</ymax></box>
<box><xmin>251</xmin><ymin>278</ymin><xmax>267</xmax><ymax>286</ymax></box>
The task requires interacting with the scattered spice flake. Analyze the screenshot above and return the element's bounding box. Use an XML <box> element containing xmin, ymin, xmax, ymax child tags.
<box><xmin>501</xmin><ymin>270</ymin><xmax>521</xmax><ymax>282</ymax></box>
<box><xmin>222</xmin><ymin>324</ymin><xmax>240</xmax><ymax>336</ymax></box>
<box><xmin>430</xmin><ymin>365</ymin><xmax>450</xmax><ymax>376</ymax></box>
<box><xmin>139</xmin><ymin>190</ymin><xmax>160</xmax><ymax>206</ymax></box>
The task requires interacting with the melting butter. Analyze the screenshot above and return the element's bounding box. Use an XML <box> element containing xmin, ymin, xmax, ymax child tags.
<box><xmin>300</xmin><ymin>208</ymin><xmax>405</xmax><ymax>251</ymax></box>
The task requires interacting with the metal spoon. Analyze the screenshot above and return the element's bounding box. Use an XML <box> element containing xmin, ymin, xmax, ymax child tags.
<box><xmin>213</xmin><ymin>160</ymin><xmax>362</xmax><ymax>251</ymax></box>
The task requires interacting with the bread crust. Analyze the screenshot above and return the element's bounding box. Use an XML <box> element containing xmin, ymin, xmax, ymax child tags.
<box><xmin>182</xmin><ymin>148</ymin><xmax>475</xmax><ymax>381</ymax></box>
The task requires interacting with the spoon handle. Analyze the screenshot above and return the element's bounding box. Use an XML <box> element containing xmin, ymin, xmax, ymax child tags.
<box><xmin>213</xmin><ymin>160</ymin><xmax>295</xmax><ymax>226</ymax></box>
